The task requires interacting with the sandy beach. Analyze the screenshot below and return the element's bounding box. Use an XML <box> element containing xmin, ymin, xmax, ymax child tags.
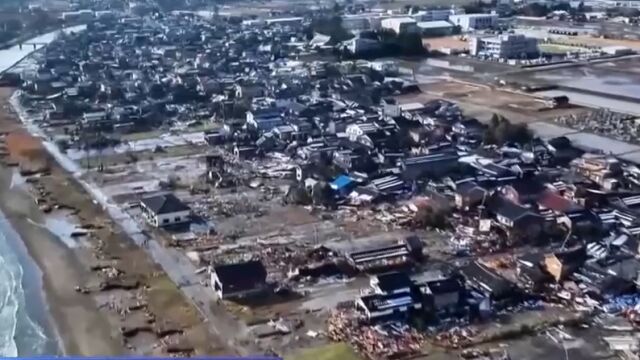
<box><xmin>0</xmin><ymin>164</ymin><xmax>124</xmax><ymax>355</ymax></box>
<box><xmin>0</xmin><ymin>88</ymin><xmax>123</xmax><ymax>355</ymax></box>
<box><xmin>0</xmin><ymin>84</ymin><xmax>227</xmax><ymax>355</ymax></box>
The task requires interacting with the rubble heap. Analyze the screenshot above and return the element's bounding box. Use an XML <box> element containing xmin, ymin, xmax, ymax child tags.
<box><xmin>555</xmin><ymin>109</ymin><xmax>637</xmax><ymax>142</ymax></box>
<box><xmin>327</xmin><ymin>311</ymin><xmax>425</xmax><ymax>359</ymax></box>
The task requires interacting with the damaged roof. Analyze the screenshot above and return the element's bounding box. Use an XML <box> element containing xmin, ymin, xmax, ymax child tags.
<box><xmin>374</xmin><ymin>272</ymin><xmax>414</xmax><ymax>293</ymax></box>
<box><xmin>213</xmin><ymin>260</ymin><xmax>268</xmax><ymax>293</ymax></box>
<box><xmin>460</xmin><ymin>261</ymin><xmax>515</xmax><ymax>299</ymax></box>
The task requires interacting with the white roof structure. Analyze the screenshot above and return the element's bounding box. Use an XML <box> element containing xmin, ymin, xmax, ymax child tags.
<box><xmin>417</xmin><ymin>20</ymin><xmax>454</xmax><ymax>29</ymax></box>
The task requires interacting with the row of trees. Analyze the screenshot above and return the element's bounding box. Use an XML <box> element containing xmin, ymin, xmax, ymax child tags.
<box><xmin>515</xmin><ymin>1</ymin><xmax>595</xmax><ymax>17</ymax></box>
<box><xmin>483</xmin><ymin>114</ymin><xmax>533</xmax><ymax>146</ymax></box>
<box><xmin>0</xmin><ymin>9</ymin><xmax>59</xmax><ymax>44</ymax></box>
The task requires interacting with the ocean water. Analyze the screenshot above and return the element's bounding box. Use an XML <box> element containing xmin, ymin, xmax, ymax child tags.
<box><xmin>0</xmin><ymin>211</ymin><xmax>59</xmax><ymax>356</ymax></box>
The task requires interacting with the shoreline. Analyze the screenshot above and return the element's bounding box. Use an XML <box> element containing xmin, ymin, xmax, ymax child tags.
<box><xmin>0</xmin><ymin>88</ymin><xmax>123</xmax><ymax>355</ymax></box>
<box><xmin>0</xmin><ymin>161</ymin><xmax>122</xmax><ymax>355</ymax></box>
<box><xmin>1</xmin><ymin>84</ymin><xmax>229</xmax><ymax>355</ymax></box>
<box><xmin>0</xmin><ymin>197</ymin><xmax>62</xmax><ymax>356</ymax></box>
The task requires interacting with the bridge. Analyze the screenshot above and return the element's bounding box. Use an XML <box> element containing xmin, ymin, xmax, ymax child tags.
<box><xmin>15</xmin><ymin>42</ymin><xmax>50</xmax><ymax>50</ymax></box>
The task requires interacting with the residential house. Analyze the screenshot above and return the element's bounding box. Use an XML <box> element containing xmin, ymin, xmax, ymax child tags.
<box><xmin>347</xmin><ymin>238</ymin><xmax>422</xmax><ymax>272</ymax></box>
<box><xmin>246</xmin><ymin>107</ymin><xmax>285</xmax><ymax>132</ymax></box>
<box><xmin>356</xmin><ymin>290</ymin><xmax>423</xmax><ymax>321</ymax></box>
<box><xmin>140</xmin><ymin>193</ymin><xmax>191</xmax><ymax>227</ymax></box>
<box><xmin>488</xmin><ymin>195</ymin><xmax>544</xmax><ymax>238</ymax></box>
<box><xmin>454</xmin><ymin>181</ymin><xmax>488</xmax><ymax>210</ymax></box>
<box><xmin>370</xmin><ymin>272</ymin><xmax>414</xmax><ymax>295</ymax></box>
<box><xmin>571</xmin><ymin>154</ymin><xmax>622</xmax><ymax>191</ymax></box>
<box><xmin>499</xmin><ymin>177</ymin><xmax>547</xmax><ymax>204</ymax></box>
<box><xmin>422</xmin><ymin>275</ymin><xmax>464</xmax><ymax>313</ymax></box>
<box><xmin>401</xmin><ymin>151</ymin><xmax>461</xmax><ymax>181</ymax></box>
<box><xmin>537</xmin><ymin>190</ymin><xmax>601</xmax><ymax>233</ymax></box>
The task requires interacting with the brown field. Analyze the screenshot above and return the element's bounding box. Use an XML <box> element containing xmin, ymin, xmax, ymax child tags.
<box><xmin>397</xmin><ymin>80</ymin><xmax>585</xmax><ymax>123</ymax></box>
<box><xmin>557</xmin><ymin>35</ymin><xmax>640</xmax><ymax>50</ymax></box>
<box><xmin>422</xmin><ymin>36</ymin><xmax>468</xmax><ymax>52</ymax></box>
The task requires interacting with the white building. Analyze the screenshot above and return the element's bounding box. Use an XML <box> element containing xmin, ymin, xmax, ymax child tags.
<box><xmin>381</xmin><ymin>17</ymin><xmax>420</xmax><ymax>34</ymax></box>
<box><xmin>469</xmin><ymin>34</ymin><xmax>539</xmax><ymax>59</ymax></box>
<box><xmin>342</xmin><ymin>15</ymin><xmax>373</xmax><ymax>32</ymax></box>
<box><xmin>411</xmin><ymin>8</ymin><xmax>464</xmax><ymax>22</ymax></box>
<box><xmin>602</xmin><ymin>45</ymin><xmax>634</xmax><ymax>55</ymax></box>
<box><xmin>140</xmin><ymin>193</ymin><xmax>191</xmax><ymax>227</ymax></box>
<box><xmin>342</xmin><ymin>37</ymin><xmax>381</xmax><ymax>54</ymax></box>
<box><xmin>449</xmin><ymin>13</ymin><xmax>498</xmax><ymax>31</ymax></box>
<box><xmin>265</xmin><ymin>17</ymin><xmax>304</xmax><ymax>26</ymax></box>
<box><xmin>61</xmin><ymin>10</ymin><xmax>94</xmax><ymax>22</ymax></box>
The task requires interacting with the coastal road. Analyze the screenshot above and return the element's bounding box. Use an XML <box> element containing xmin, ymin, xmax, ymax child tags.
<box><xmin>10</xmin><ymin>93</ymin><xmax>256</xmax><ymax>355</ymax></box>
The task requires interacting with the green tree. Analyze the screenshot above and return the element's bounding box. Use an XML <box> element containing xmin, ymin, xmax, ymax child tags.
<box><xmin>397</xmin><ymin>32</ymin><xmax>425</xmax><ymax>55</ymax></box>
<box><xmin>484</xmin><ymin>114</ymin><xmax>533</xmax><ymax>145</ymax></box>
<box><xmin>519</xmin><ymin>3</ymin><xmax>550</xmax><ymax>17</ymax></box>
<box><xmin>462</xmin><ymin>1</ymin><xmax>484</xmax><ymax>13</ymax></box>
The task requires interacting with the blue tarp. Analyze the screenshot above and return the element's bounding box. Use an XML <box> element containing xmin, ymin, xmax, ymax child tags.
<box><xmin>603</xmin><ymin>294</ymin><xmax>640</xmax><ymax>314</ymax></box>
<box><xmin>331</xmin><ymin>175</ymin><xmax>353</xmax><ymax>190</ymax></box>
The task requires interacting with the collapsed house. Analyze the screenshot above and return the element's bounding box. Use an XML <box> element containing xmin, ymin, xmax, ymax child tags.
<box><xmin>460</xmin><ymin>261</ymin><xmax>517</xmax><ymax>305</ymax></box>
<box><xmin>347</xmin><ymin>237</ymin><xmax>423</xmax><ymax>272</ymax></box>
<box><xmin>211</xmin><ymin>260</ymin><xmax>269</xmax><ymax>300</ymax></box>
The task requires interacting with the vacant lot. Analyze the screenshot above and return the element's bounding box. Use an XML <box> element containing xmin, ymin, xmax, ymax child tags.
<box><xmin>397</xmin><ymin>80</ymin><xmax>585</xmax><ymax>123</ymax></box>
<box><xmin>286</xmin><ymin>342</ymin><xmax>361</xmax><ymax>360</ymax></box>
<box><xmin>423</xmin><ymin>36</ymin><xmax>468</xmax><ymax>52</ymax></box>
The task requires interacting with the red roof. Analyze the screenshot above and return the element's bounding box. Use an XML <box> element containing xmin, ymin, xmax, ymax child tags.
<box><xmin>537</xmin><ymin>191</ymin><xmax>578</xmax><ymax>212</ymax></box>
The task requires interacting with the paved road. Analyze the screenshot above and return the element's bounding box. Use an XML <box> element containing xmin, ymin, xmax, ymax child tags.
<box><xmin>10</xmin><ymin>92</ymin><xmax>255</xmax><ymax>355</ymax></box>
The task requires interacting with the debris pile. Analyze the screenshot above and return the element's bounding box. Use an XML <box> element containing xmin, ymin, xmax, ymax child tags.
<box><xmin>433</xmin><ymin>326</ymin><xmax>478</xmax><ymax>349</ymax></box>
<box><xmin>327</xmin><ymin>311</ymin><xmax>425</xmax><ymax>359</ymax></box>
<box><xmin>604</xmin><ymin>294</ymin><xmax>640</xmax><ymax>326</ymax></box>
<box><xmin>449</xmin><ymin>224</ymin><xmax>502</xmax><ymax>255</ymax></box>
<box><xmin>193</xmin><ymin>196</ymin><xmax>264</xmax><ymax>218</ymax></box>
<box><xmin>555</xmin><ymin>109</ymin><xmax>638</xmax><ymax>142</ymax></box>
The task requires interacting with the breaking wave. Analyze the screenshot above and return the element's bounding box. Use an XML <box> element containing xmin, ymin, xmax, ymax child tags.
<box><xmin>0</xmin><ymin>213</ymin><xmax>53</xmax><ymax>356</ymax></box>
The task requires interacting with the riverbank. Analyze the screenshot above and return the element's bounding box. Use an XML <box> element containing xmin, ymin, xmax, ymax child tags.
<box><xmin>0</xmin><ymin>87</ymin><xmax>123</xmax><ymax>355</ymax></box>
<box><xmin>0</xmin><ymin>25</ymin><xmax>86</xmax><ymax>75</ymax></box>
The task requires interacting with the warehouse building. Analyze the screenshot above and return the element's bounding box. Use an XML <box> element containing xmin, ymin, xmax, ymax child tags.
<box><xmin>469</xmin><ymin>34</ymin><xmax>539</xmax><ymax>59</ymax></box>
<box><xmin>342</xmin><ymin>14</ymin><xmax>373</xmax><ymax>32</ymax></box>
<box><xmin>449</xmin><ymin>13</ymin><xmax>497</xmax><ymax>31</ymax></box>
<box><xmin>381</xmin><ymin>17</ymin><xmax>420</xmax><ymax>34</ymax></box>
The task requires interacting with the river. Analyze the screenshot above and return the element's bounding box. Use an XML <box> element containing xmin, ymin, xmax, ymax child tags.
<box><xmin>0</xmin><ymin>25</ymin><xmax>86</xmax><ymax>74</ymax></box>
